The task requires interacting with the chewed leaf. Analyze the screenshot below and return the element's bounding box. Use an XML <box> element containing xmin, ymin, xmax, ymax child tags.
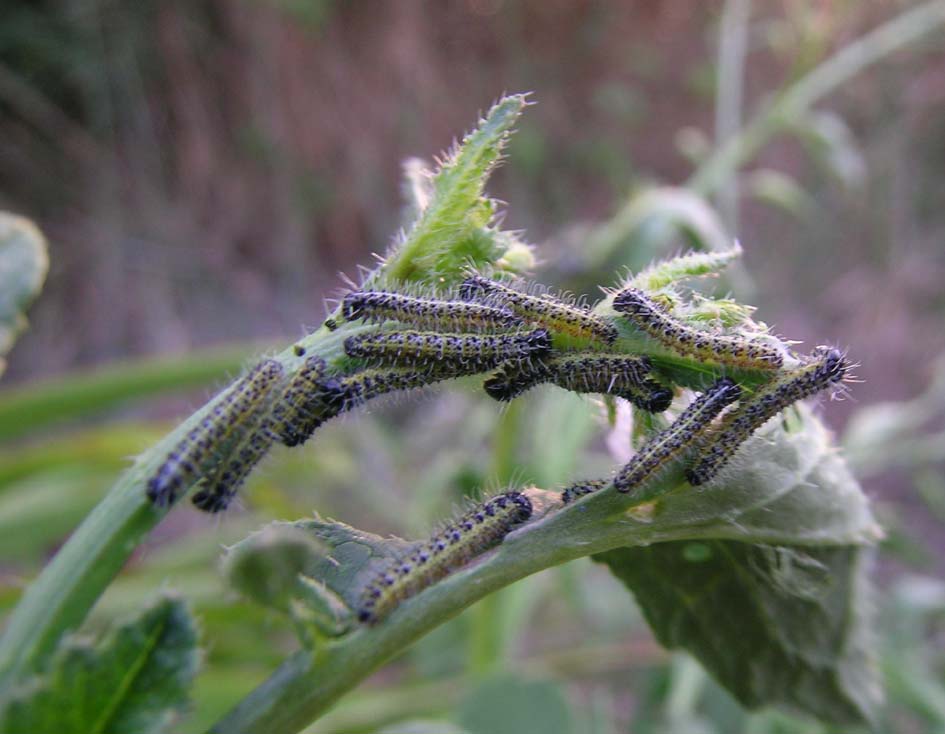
<box><xmin>223</xmin><ymin>518</ymin><xmax>411</xmax><ymax>640</ymax></box>
<box><xmin>594</xmin><ymin>542</ymin><xmax>882</xmax><ymax>726</ymax></box>
<box><xmin>0</xmin><ymin>594</ymin><xmax>199</xmax><ymax>734</ymax></box>
<box><xmin>0</xmin><ymin>212</ymin><xmax>49</xmax><ymax>378</ymax></box>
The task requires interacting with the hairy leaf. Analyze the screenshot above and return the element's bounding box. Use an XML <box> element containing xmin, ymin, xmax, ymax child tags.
<box><xmin>0</xmin><ymin>594</ymin><xmax>199</xmax><ymax>734</ymax></box>
<box><xmin>629</xmin><ymin>242</ymin><xmax>743</xmax><ymax>291</ymax></box>
<box><xmin>0</xmin><ymin>212</ymin><xmax>48</xmax><ymax>378</ymax></box>
<box><xmin>595</xmin><ymin>541</ymin><xmax>881</xmax><ymax>726</ymax></box>
<box><xmin>385</xmin><ymin>94</ymin><xmax>529</xmax><ymax>283</ymax></box>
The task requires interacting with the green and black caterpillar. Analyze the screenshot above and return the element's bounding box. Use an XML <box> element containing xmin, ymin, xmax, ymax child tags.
<box><xmin>358</xmin><ymin>491</ymin><xmax>533</xmax><ymax>624</ymax></box>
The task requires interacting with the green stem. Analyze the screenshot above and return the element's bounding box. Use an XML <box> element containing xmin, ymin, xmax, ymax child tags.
<box><xmin>0</xmin><ymin>327</ymin><xmax>348</xmax><ymax>685</ymax></box>
<box><xmin>689</xmin><ymin>0</ymin><xmax>945</xmax><ymax>196</ymax></box>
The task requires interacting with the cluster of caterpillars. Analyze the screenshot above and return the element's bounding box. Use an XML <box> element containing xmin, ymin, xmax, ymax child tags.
<box><xmin>145</xmin><ymin>271</ymin><xmax>851</xmax><ymax>624</ymax></box>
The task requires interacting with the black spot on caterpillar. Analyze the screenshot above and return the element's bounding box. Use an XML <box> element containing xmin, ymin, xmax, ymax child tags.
<box><xmin>325</xmin><ymin>319</ymin><xmax>338</xmax><ymax>332</ymax></box>
<box><xmin>293</xmin><ymin>344</ymin><xmax>306</xmax><ymax>357</ymax></box>
<box><xmin>342</xmin><ymin>290</ymin><xmax>522</xmax><ymax>331</ymax></box>
<box><xmin>614</xmin><ymin>377</ymin><xmax>741</xmax><ymax>493</ymax></box>
<box><xmin>561</xmin><ymin>479</ymin><xmax>609</xmax><ymax>504</ymax></box>
<box><xmin>612</xmin><ymin>287</ymin><xmax>784</xmax><ymax>371</ymax></box>
<box><xmin>147</xmin><ymin>359</ymin><xmax>285</xmax><ymax>508</ymax></box>
<box><xmin>270</xmin><ymin>355</ymin><xmax>329</xmax><ymax>447</ymax></box>
<box><xmin>358</xmin><ymin>491</ymin><xmax>532</xmax><ymax>624</ymax></box>
<box><xmin>483</xmin><ymin>353</ymin><xmax>673</xmax><ymax>413</ymax></box>
<box><xmin>685</xmin><ymin>347</ymin><xmax>849</xmax><ymax>486</ymax></box>
<box><xmin>460</xmin><ymin>274</ymin><xmax>618</xmax><ymax>345</ymax></box>
<box><xmin>344</xmin><ymin>329</ymin><xmax>552</xmax><ymax>374</ymax></box>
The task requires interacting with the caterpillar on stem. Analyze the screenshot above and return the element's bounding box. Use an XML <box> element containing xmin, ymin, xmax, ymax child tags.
<box><xmin>270</xmin><ymin>355</ymin><xmax>330</xmax><ymax>448</ymax></box>
<box><xmin>614</xmin><ymin>377</ymin><xmax>741</xmax><ymax>493</ymax></box>
<box><xmin>483</xmin><ymin>353</ymin><xmax>673</xmax><ymax>413</ymax></box>
<box><xmin>560</xmin><ymin>479</ymin><xmax>609</xmax><ymax>504</ymax></box>
<box><xmin>460</xmin><ymin>274</ymin><xmax>618</xmax><ymax>345</ymax></box>
<box><xmin>342</xmin><ymin>290</ymin><xmax>522</xmax><ymax>332</ymax></box>
<box><xmin>612</xmin><ymin>287</ymin><xmax>784</xmax><ymax>371</ymax></box>
<box><xmin>685</xmin><ymin>347</ymin><xmax>850</xmax><ymax>486</ymax></box>
<box><xmin>344</xmin><ymin>329</ymin><xmax>552</xmax><ymax>373</ymax></box>
<box><xmin>358</xmin><ymin>491</ymin><xmax>532</xmax><ymax>624</ymax></box>
<box><xmin>146</xmin><ymin>359</ymin><xmax>285</xmax><ymax>507</ymax></box>
<box><xmin>317</xmin><ymin>366</ymin><xmax>458</xmax><ymax>414</ymax></box>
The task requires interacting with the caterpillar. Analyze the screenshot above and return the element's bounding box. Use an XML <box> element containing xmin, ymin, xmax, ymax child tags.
<box><xmin>483</xmin><ymin>353</ymin><xmax>673</xmax><ymax>412</ymax></box>
<box><xmin>611</xmin><ymin>287</ymin><xmax>784</xmax><ymax>371</ymax></box>
<box><xmin>685</xmin><ymin>347</ymin><xmax>849</xmax><ymax>486</ymax></box>
<box><xmin>614</xmin><ymin>377</ymin><xmax>741</xmax><ymax>493</ymax></box>
<box><xmin>146</xmin><ymin>359</ymin><xmax>285</xmax><ymax>507</ymax></box>
<box><xmin>358</xmin><ymin>491</ymin><xmax>532</xmax><ymax>624</ymax></box>
<box><xmin>342</xmin><ymin>290</ymin><xmax>522</xmax><ymax>331</ymax></box>
<box><xmin>560</xmin><ymin>479</ymin><xmax>609</xmax><ymax>504</ymax></box>
<box><xmin>269</xmin><ymin>355</ymin><xmax>330</xmax><ymax>447</ymax></box>
<box><xmin>317</xmin><ymin>366</ymin><xmax>455</xmax><ymax>414</ymax></box>
<box><xmin>460</xmin><ymin>274</ymin><xmax>618</xmax><ymax>345</ymax></box>
<box><xmin>191</xmin><ymin>409</ymin><xmax>278</xmax><ymax>513</ymax></box>
<box><xmin>344</xmin><ymin>329</ymin><xmax>552</xmax><ymax>374</ymax></box>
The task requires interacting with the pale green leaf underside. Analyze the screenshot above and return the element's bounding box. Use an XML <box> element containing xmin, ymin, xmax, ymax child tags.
<box><xmin>0</xmin><ymin>595</ymin><xmax>199</xmax><ymax>734</ymax></box>
<box><xmin>0</xmin><ymin>212</ymin><xmax>49</xmax><ymax>377</ymax></box>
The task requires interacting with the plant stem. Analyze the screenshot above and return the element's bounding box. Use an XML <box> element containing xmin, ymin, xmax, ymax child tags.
<box><xmin>689</xmin><ymin>0</ymin><xmax>945</xmax><ymax>196</ymax></box>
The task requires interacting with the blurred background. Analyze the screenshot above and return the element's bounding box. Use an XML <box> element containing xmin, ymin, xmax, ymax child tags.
<box><xmin>1</xmin><ymin>1</ymin><xmax>944</xmax><ymax>733</ymax></box>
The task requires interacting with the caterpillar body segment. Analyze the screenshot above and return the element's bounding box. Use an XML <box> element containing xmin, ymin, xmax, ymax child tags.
<box><xmin>612</xmin><ymin>287</ymin><xmax>783</xmax><ymax>371</ymax></box>
<box><xmin>270</xmin><ymin>355</ymin><xmax>329</xmax><ymax>447</ymax></box>
<box><xmin>483</xmin><ymin>353</ymin><xmax>673</xmax><ymax>413</ymax></box>
<box><xmin>614</xmin><ymin>377</ymin><xmax>741</xmax><ymax>493</ymax></box>
<box><xmin>358</xmin><ymin>492</ymin><xmax>533</xmax><ymax>624</ymax></box>
<box><xmin>146</xmin><ymin>359</ymin><xmax>285</xmax><ymax>507</ymax></box>
<box><xmin>344</xmin><ymin>329</ymin><xmax>552</xmax><ymax>374</ymax></box>
<box><xmin>342</xmin><ymin>290</ymin><xmax>522</xmax><ymax>331</ymax></box>
<box><xmin>685</xmin><ymin>348</ymin><xmax>849</xmax><ymax>486</ymax></box>
<box><xmin>460</xmin><ymin>274</ymin><xmax>618</xmax><ymax>345</ymax></box>
<box><xmin>561</xmin><ymin>479</ymin><xmax>609</xmax><ymax>504</ymax></box>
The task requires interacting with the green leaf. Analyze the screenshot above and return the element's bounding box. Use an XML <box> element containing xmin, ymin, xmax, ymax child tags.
<box><xmin>385</xmin><ymin>94</ymin><xmax>529</xmax><ymax>283</ymax></box>
<box><xmin>594</xmin><ymin>541</ymin><xmax>881</xmax><ymax>726</ymax></box>
<box><xmin>0</xmin><ymin>594</ymin><xmax>200</xmax><ymax>734</ymax></box>
<box><xmin>456</xmin><ymin>675</ymin><xmax>574</xmax><ymax>734</ymax></box>
<box><xmin>629</xmin><ymin>243</ymin><xmax>743</xmax><ymax>292</ymax></box>
<box><xmin>223</xmin><ymin>518</ymin><xmax>411</xmax><ymax>641</ymax></box>
<box><xmin>0</xmin><ymin>212</ymin><xmax>49</xmax><ymax>378</ymax></box>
